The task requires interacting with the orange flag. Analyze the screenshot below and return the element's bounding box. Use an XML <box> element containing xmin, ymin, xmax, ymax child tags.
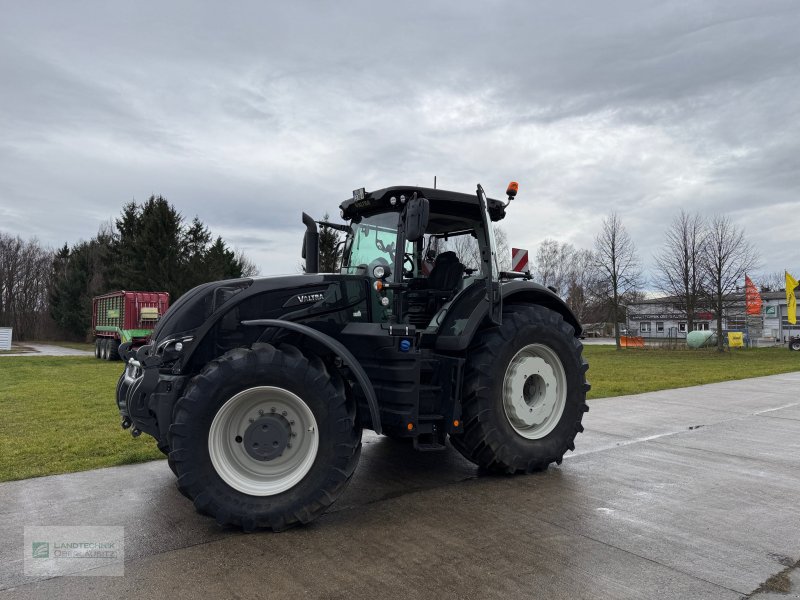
<box><xmin>745</xmin><ymin>275</ymin><xmax>762</xmax><ymax>316</ymax></box>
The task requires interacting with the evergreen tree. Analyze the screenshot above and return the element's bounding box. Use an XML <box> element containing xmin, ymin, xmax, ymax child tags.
<box><xmin>318</xmin><ymin>213</ymin><xmax>341</xmax><ymax>273</ymax></box>
<box><xmin>49</xmin><ymin>195</ymin><xmax>255</xmax><ymax>338</ymax></box>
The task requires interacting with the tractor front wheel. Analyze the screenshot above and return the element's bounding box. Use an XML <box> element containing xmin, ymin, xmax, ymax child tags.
<box><xmin>168</xmin><ymin>343</ymin><xmax>361</xmax><ymax>531</ymax></box>
<box><xmin>450</xmin><ymin>303</ymin><xmax>589</xmax><ymax>473</ymax></box>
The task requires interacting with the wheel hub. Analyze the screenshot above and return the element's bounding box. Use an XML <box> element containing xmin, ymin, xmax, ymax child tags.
<box><xmin>502</xmin><ymin>343</ymin><xmax>567</xmax><ymax>439</ymax></box>
<box><xmin>208</xmin><ymin>386</ymin><xmax>319</xmax><ymax>496</ymax></box>
<box><xmin>242</xmin><ymin>414</ymin><xmax>292</xmax><ymax>461</ymax></box>
<box><xmin>506</xmin><ymin>356</ymin><xmax>558</xmax><ymax>428</ymax></box>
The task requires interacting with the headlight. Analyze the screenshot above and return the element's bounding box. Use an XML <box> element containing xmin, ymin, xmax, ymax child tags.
<box><xmin>373</xmin><ymin>265</ymin><xmax>385</xmax><ymax>279</ymax></box>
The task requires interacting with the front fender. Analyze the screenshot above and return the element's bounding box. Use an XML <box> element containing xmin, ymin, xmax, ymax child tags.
<box><xmin>241</xmin><ymin>319</ymin><xmax>382</xmax><ymax>434</ymax></box>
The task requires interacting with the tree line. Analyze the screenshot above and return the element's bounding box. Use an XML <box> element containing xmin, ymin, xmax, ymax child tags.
<box><xmin>530</xmin><ymin>211</ymin><xmax>762</xmax><ymax>352</ymax></box>
<box><xmin>1</xmin><ymin>195</ymin><xmax>257</xmax><ymax>341</ymax></box>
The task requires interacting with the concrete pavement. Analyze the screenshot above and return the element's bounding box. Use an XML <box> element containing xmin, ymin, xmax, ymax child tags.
<box><xmin>0</xmin><ymin>344</ymin><xmax>92</xmax><ymax>357</ymax></box>
<box><xmin>1</xmin><ymin>372</ymin><xmax>799</xmax><ymax>599</ymax></box>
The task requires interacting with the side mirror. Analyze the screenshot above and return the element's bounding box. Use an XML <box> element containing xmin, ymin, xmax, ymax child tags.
<box><xmin>404</xmin><ymin>196</ymin><xmax>429</xmax><ymax>242</ymax></box>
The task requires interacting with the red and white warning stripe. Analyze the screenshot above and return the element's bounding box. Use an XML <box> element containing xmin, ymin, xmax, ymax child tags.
<box><xmin>511</xmin><ymin>247</ymin><xmax>528</xmax><ymax>272</ymax></box>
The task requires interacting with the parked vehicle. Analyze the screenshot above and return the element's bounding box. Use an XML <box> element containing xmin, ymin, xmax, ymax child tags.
<box><xmin>790</xmin><ymin>336</ymin><xmax>800</xmax><ymax>351</ymax></box>
<box><xmin>115</xmin><ymin>183</ymin><xmax>589</xmax><ymax>530</ymax></box>
<box><xmin>93</xmin><ymin>291</ymin><xmax>170</xmax><ymax>360</ymax></box>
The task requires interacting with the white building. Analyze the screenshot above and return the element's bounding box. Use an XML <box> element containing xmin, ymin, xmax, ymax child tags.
<box><xmin>626</xmin><ymin>291</ymin><xmax>797</xmax><ymax>344</ymax></box>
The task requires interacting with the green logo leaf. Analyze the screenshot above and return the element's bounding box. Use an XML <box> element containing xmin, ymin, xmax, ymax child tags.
<box><xmin>32</xmin><ymin>542</ymin><xmax>49</xmax><ymax>559</ymax></box>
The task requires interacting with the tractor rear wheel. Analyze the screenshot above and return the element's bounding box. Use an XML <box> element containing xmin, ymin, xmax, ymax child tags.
<box><xmin>450</xmin><ymin>303</ymin><xmax>589</xmax><ymax>473</ymax></box>
<box><xmin>790</xmin><ymin>338</ymin><xmax>800</xmax><ymax>351</ymax></box>
<box><xmin>168</xmin><ymin>343</ymin><xmax>361</xmax><ymax>531</ymax></box>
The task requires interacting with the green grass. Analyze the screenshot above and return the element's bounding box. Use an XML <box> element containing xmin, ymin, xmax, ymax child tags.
<box><xmin>583</xmin><ymin>346</ymin><xmax>799</xmax><ymax>399</ymax></box>
<box><xmin>0</xmin><ymin>347</ymin><xmax>797</xmax><ymax>483</ymax></box>
<box><xmin>0</xmin><ymin>356</ymin><xmax>162</xmax><ymax>482</ymax></box>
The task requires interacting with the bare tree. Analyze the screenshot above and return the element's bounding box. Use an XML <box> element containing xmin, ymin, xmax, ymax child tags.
<box><xmin>235</xmin><ymin>249</ymin><xmax>260</xmax><ymax>277</ymax></box>
<box><xmin>564</xmin><ymin>248</ymin><xmax>601</xmax><ymax>324</ymax></box>
<box><xmin>442</xmin><ymin>226</ymin><xmax>511</xmax><ymax>272</ymax></box>
<box><xmin>0</xmin><ymin>232</ymin><xmax>52</xmax><ymax>340</ymax></box>
<box><xmin>534</xmin><ymin>239</ymin><xmax>576</xmax><ymax>297</ymax></box>
<box><xmin>701</xmin><ymin>215</ymin><xmax>759</xmax><ymax>352</ymax></box>
<box><xmin>594</xmin><ymin>213</ymin><xmax>642</xmax><ymax>350</ymax></box>
<box><xmin>653</xmin><ymin>211</ymin><xmax>707</xmax><ymax>332</ymax></box>
<box><xmin>753</xmin><ymin>271</ymin><xmax>785</xmax><ymax>292</ymax></box>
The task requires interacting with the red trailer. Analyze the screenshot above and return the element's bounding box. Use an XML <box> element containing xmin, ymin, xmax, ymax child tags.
<box><xmin>92</xmin><ymin>291</ymin><xmax>170</xmax><ymax>360</ymax></box>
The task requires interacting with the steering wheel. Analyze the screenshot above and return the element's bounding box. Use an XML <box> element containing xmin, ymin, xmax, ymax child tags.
<box><xmin>375</xmin><ymin>238</ymin><xmax>396</xmax><ymax>262</ymax></box>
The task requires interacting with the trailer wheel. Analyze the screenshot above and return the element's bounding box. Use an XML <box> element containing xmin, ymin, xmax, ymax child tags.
<box><xmin>450</xmin><ymin>303</ymin><xmax>589</xmax><ymax>474</ymax></box>
<box><xmin>100</xmin><ymin>339</ymin><xmax>109</xmax><ymax>360</ymax></box>
<box><xmin>168</xmin><ymin>343</ymin><xmax>361</xmax><ymax>531</ymax></box>
<box><xmin>94</xmin><ymin>338</ymin><xmax>102</xmax><ymax>359</ymax></box>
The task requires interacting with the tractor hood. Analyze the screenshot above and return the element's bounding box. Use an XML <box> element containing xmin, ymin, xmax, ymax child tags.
<box><xmin>150</xmin><ymin>273</ymin><xmax>368</xmax><ymax>346</ymax></box>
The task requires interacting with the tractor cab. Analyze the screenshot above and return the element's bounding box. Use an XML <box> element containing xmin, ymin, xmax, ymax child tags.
<box><xmin>307</xmin><ymin>184</ymin><xmax>515</xmax><ymax>329</ymax></box>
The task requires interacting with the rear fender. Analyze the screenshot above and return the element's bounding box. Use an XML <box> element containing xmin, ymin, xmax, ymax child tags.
<box><xmin>434</xmin><ymin>280</ymin><xmax>582</xmax><ymax>352</ymax></box>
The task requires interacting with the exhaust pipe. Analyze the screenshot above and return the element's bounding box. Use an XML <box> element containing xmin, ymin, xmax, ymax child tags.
<box><xmin>302</xmin><ymin>212</ymin><xmax>319</xmax><ymax>274</ymax></box>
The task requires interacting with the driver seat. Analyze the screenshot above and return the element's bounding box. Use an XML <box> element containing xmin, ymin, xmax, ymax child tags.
<box><xmin>427</xmin><ymin>251</ymin><xmax>464</xmax><ymax>292</ymax></box>
<box><xmin>404</xmin><ymin>251</ymin><xmax>465</xmax><ymax>327</ymax></box>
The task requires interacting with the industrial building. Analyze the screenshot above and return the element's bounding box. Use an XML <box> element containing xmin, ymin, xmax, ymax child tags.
<box><xmin>626</xmin><ymin>291</ymin><xmax>797</xmax><ymax>345</ymax></box>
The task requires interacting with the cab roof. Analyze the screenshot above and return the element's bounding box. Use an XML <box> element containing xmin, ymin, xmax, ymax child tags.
<box><xmin>339</xmin><ymin>186</ymin><xmax>507</xmax><ymax>227</ymax></box>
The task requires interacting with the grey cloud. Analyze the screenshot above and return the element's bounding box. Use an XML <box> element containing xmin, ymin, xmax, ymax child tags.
<box><xmin>0</xmin><ymin>0</ymin><xmax>798</xmax><ymax>279</ymax></box>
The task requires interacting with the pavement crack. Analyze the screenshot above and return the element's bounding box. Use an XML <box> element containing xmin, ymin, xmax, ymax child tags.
<box><xmin>743</xmin><ymin>558</ymin><xmax>800</xmax><ymax>598</ymax></box>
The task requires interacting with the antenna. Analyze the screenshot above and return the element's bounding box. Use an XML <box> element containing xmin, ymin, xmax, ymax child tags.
<box><xmin>434</xmin><ymin>175</ymin><xmax>437</xmax><ymax>190</ymax></box>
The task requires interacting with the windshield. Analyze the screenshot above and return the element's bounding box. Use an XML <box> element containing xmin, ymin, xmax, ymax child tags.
<box><xmin>342</xmin><ymin>212</ymin><xmax>405</xmax><ymax>275</ymax></box>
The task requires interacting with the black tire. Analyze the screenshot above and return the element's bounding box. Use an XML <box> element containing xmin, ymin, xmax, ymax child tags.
<box><xmin>156</xmin><ymin>440</ymin><xmax>179</xmax><ymax>477</ymax></box>
<box><xmin>450</xmin><ymin>303</ymin><xmax>589</xmax><ymax>474</ymax></box>
<box><xmin>101</xmin><ymin>338</ymin><xmax>109</xmax><ymax>360</ymax></box>
<box><xmin>108</xmin><ymin>340</ymin><xmax>120</xmax><ymax>361</ymax></box>
<box><xmin>94</xmin><ymin>338</ymin><xmax>102</xmax><ymax>359</ymax></box>
<box><xmin>168</xmin><ymin>343</ymin><xmax>362</xmax><ymax>531</ymax></box>
<box><xmin>790</xmin><ymin>339</ymin><xmax>800</xmax><ymax>352</ymax></box>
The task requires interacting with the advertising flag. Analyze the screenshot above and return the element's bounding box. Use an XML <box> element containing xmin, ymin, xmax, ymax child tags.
<box><xmin>744</xmin><ymin>275</ymin><xmax>762</xmax><ymax>316</ymax></box>
<box><xmin>787</xmin><ymin>271</ymin><xmax>799</xmax><ymax>325</ymax></box>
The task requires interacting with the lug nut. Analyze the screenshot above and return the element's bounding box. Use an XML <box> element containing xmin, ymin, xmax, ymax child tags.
<box><xmin>258</xmin><ymin>409</ymin><xmax>264</xmax><ymax>416</ymax></box>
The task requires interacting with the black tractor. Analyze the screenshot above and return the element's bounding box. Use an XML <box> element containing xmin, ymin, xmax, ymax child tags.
<box><xmin>116</xmin><ymin>182</ymin><xmax>589</xmax><ymax>530</ymax></box>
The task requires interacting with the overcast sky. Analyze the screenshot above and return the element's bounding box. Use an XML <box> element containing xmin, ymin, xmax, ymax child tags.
<box><xmin>1</xmin><ymin>0</ymin><xmax>798</xmax><ymax>282</ymax></box>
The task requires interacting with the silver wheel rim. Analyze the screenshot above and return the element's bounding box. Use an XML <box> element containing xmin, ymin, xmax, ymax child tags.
<box><xmin>208</xmin><ymin>386</ymin><xmax>319</xmax><ymax>496</ymax></box>
<box><xmin>502</xmin><ymin>343</ymin><xmax>567</xmax><ymax>439</ymax></box>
